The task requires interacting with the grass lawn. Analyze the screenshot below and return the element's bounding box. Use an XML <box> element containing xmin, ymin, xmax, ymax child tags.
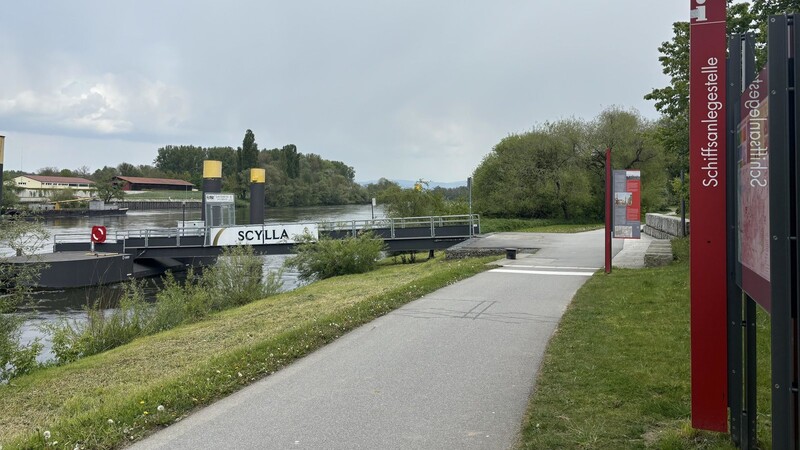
<box><xmin>0</xmin><ymin>255</ymin><xmax>495</xmax><ymax>449</ymax></box>
<box><xmin>481</xmin><ymin>217</ymin><xmax>603</xmax><ymax>234</ymax></box>
<box><xmin>121</xmin><ymin>190</ymin><xmax>202</xmax><ymax>200</ymax></box>
<box><xmin>518</xmin><ymin>238</ymin><xmax>773</xmax><ymax>449</ymax></box>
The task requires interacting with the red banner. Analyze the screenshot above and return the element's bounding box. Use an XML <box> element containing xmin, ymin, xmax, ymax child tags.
<box><xmin>689</xmin><ymin>0</ymin><xmax>728</xmax><ymax>432</ymax></box>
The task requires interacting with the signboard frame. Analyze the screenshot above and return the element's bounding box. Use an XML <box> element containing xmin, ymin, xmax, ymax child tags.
<box><xmin>207</xmin><ymin>223</ymin><xmax>319</xmax><ymax>247</ymax></box>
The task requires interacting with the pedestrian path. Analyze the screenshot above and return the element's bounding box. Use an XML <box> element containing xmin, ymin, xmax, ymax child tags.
<box><xmin>131</xmin><ymin>230</ymin><xmax>637</xmax><ymax>449</ymax></box>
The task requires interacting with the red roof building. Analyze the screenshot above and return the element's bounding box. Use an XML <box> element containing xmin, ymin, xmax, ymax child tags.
<box><xmin>22</xmin><ymin>175</ymin><xmax>95</xmax><ymax>186</ymax></box>
<box><xmin>113</xmin><ymin>176</ymin><xmax>195</xmax><ymax>191</ymax></box>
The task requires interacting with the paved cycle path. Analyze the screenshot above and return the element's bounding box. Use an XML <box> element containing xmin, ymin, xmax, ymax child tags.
<box><xmin>133</xmin><ymin>229</ymin><xmax>624</xmax><ymax>449</ymax></box>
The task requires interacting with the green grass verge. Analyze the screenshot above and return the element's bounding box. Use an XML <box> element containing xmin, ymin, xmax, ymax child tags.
<box><xmin>481</xmin><ymin>217</ymin><xmax>603</xmax><ymax>234</ymax></box>
<box><xmin>0</xmin><ymin>256</ymin><xmax>496</xmax><ymax>449</ymax></box>
<box><xmin>518</xmin><ymin>238</ymin><xmax>772</xmax><ymax>449</ymax></box>
<box><xmin>122</xmin><ymin>190</ymin><xmax>202</xmax><ymax>200</ymax></box>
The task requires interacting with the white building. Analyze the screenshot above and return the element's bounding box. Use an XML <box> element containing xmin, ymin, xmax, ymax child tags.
<box><xmin>13</xmin><ymin>175</ymin><xmax>96</xmax><ymax>203</ymax></box>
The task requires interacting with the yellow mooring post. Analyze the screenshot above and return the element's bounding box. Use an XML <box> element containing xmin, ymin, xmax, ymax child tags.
<box><xmin>249</xmin><ymin>168</ymin><xmax>266</xmax><ymax>224</ymax></box>
<box><xmin>201</xmin><ymin>160</ymin><xmax>222</xmax><ymax>222</ymax></box>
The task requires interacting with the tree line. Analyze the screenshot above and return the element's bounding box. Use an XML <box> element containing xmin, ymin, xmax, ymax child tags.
<box><xmin>152</xmin><ymin>130</ymin><xmax>368</xmax><ymax>207</ymax></box>
<box><xmin>1</xmin><ymin>129</ymin><xmax>430</xmax><ymax>209</ymax></box>
<box><xmin>471</xmin><ymin>107</ymin><xmax>668</xmax><ymax>221</ymax></box>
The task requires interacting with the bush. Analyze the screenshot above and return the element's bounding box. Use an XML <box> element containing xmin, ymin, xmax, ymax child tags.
<box><xmin>286</xmin><ymin>231</ymin><xmax>386</xmax><ymax>281</ymax></box>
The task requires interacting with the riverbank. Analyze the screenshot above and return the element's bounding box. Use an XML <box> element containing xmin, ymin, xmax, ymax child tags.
<box><xmin>0</xmin><ymin>255</ymin><xmax>496</xmax><ymax>449</ymax></box>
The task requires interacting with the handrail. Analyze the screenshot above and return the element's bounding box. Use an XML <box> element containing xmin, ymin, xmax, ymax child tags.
<box><xmin>52</xmin><ymin>214</ymin><xmax>481</xmax><ymax>249</ymax></box>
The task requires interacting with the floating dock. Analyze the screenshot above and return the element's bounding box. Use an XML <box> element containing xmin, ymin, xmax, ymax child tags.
<box><xmin>3</xmin><ymin>215</ymin><xmax>480</xmax><ymax>289</ymax></box>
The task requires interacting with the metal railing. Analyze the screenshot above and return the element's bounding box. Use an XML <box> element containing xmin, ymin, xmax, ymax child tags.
<box><xmin>52</xmin><ymin>214</ymin><xmax>481</xmax><ymax>250</ymax></box>
<box><xmin>317</xmin><ymin>214</ymin><xmax>480</xmax><ymax>239</ymax></box>
<box><xmin>53</xmin><ymin>227</ymin><xmax>206</xmax><ymax>252</ymax></box>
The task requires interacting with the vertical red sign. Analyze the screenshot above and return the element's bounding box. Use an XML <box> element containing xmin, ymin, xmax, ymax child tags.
<box><xmin>689</xmin><ymin>0</ymin><xmax>728</xmax><ymax>432</ymax></box>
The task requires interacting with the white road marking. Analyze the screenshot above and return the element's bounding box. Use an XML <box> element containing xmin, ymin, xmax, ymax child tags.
<box><xmin>497</xmin><ymin>265</ymin><xmax>600</xmax><ymax>270</ymax></box>
<box><xmin>489</xmin><ymin>269</ymin><xmax>595</xmax><ymax>276</ymax></box>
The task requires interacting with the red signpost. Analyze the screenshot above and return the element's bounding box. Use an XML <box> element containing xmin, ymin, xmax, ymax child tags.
<box><xmin>689</xmin><ymin>0</ymin><xmax>728</xmax><ymax>432</ymax></box>
<box><xmin>605</xmin><ymin>148</ymin><xmax>612</xmax><ymax>274</ymax></box>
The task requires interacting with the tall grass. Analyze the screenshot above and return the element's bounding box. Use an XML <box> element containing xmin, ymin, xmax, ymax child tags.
<box><xmin>46</xmin><ymin>246</ymin><xmax>282</xmax><ymax>364</ymax></box>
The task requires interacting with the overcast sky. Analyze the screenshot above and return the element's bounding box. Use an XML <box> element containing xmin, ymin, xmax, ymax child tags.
<box><xmin>0</xmin><ymin>1</ymin><xmax>686</xmax><ymax>182</ymax></box>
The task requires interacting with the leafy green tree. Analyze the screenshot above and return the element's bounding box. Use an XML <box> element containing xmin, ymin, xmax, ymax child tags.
<box><xmin>116</xmin><ymin>162</ymin><xmax>143</xmax><ymax>177</ymax></box>
<box><xmin>378</xmin><ymin>181</ymin><xmax>448</xmax><ymax>217</ymax></box>
<box><xmin>2</xmin><ymin>179</ymin><xmax>19</xmax><ymax>206</ymax></box>
<box><xmin>587</xmin><ymin>107</ymin><xmax>667</xmax><ymax>216</ymax></box>
<box><xmin>95</xmin><ymin>178</ymin><xmax>125</xmax><ymax>202</ymax></box>
<box><xmin>473</xmin><ymin>119</ymin><xmax>592</xmax><ymax>219</ymax></box>
<box><xmin>154</xmin><ymin>145</ymin><xmax>206</xmax><ymax>185</ymax></box>
<box><xmin>644</xmin><ymin>1</ymin><xmax>795</xmax><ymax>183</ymax></box>
<box><xmin>91</xmin><ymin>166</ymin><xmax>119</xmax><ymax>182</ymax></box>
<box><xmin>207</xmin><ymin>147</ymin><xmax>238</xmax><ymax>177</ymax></box>
<box><xmin>50</xmin><ymin>188</ymin><xmax>77</xmax><ymax>203</ymax></box>
<box><xmin>240</xmin><ymin>130</ymin><xmax>259</xmax><ymax>171</ymax></box>
<box><xmin>37</xmin><ymin>167</ymin><xmax>60</xmax><ymax>176</ymax></box>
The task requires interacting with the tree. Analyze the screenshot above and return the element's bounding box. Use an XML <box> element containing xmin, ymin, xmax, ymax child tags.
<box><xmin>154</xmin><ymin>145</ymin><xmax>206</xmax><ymax>185</ymax></box>
<box><xmin>95</xmin><ymin>178</ymin><xmax>125</xmax><ymax>202</ymax></box>
<box><xmin>473</xmin><ymin>119</ymin><xmax>593</xmax><ymax>219</ymax></box>
<box><xmin>587</xmin><ymin>107</ymin><xmax>667</xmax><ymax>216</ymax></box>
<box><xmin>37</xmin><ymin>167</ymin><xmax>60</xmax><ymax>176</ymax></box>
<box><xmin>378</xmin><ymin>181</ymin><xmax>448</xmax><ymax>217</ymax></box>
<box><xmin>240</xmin><ymin>130</ymin><xmax>259</xmax><ymax>171</ymax></box>
<box><xmin>2</xmin><ymin>179</ymin><xmax>19</xmax><ymax>206</ymax></box>
<box><xmin>73</xmin><ymin>166</ymin><xmax>91</xmax><ymax>178</ymax></box>
<box><xmin>91</xmin><ymin>166</ymin><xmax>118</xmax><ymax>179</ymax></box>
<box><xmin>644</xmin><ymin>1</ymin><xmax>794</xmax><ymax>178</ymax></box>
<box><xmin>117</xmin><ymin>162</ymin><xmax>143</xmax><ymax>177</ymax></box>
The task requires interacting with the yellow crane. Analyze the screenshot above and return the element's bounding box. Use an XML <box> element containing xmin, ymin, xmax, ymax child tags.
<box><xmin>50</xmin><ymin>197</ymin><xmax>93</xmax><ymax>210</ymax></box>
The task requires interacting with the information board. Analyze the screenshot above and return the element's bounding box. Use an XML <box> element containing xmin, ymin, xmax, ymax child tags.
<box><xmin>737</xmin><ymin>66</ymin><xmax>771</xmax><ymax>311</ymax></box>
<box><xmin>612</xmin><ymin>170</ymin><xmax>641</xmax><ymax>239</ymax></box>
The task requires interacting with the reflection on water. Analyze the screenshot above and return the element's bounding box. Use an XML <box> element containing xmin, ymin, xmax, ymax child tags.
<box><xmin>7</xmin><ymin>204</ymin><xmax>382</xmax><ymax>361</ymax></box>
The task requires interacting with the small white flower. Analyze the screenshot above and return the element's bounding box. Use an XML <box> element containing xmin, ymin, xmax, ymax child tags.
<box><xmin>108</xmin><ymin>419</ymin><xmax>115</xmax><ymax>424</ymax></box>
<box><xmin>43</xmin><ymin>431</ymin><xmax>51</xmax><ymax>440</ymax></box>
<box><xmin>157</xmin><ymin>405</ymin><xmax>165</xmax><ymax>412</ymax></box>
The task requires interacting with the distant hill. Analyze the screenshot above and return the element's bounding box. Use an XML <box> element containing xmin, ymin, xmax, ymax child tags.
<box><xmin>358</xmin><ymin>179</ymin><xmax>467</xmax><ymax>189</ymax></box>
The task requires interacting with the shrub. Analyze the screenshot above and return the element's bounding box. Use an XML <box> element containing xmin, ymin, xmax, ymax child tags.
<box><xmin>202</xmin><ymin>245</ymin><xmax>281</xmax><ymax>308</ymax></box>
<box><xmin>286</xmin><ymin>231</ymin><xmax>386</xmax><ymax>281</ymax></box>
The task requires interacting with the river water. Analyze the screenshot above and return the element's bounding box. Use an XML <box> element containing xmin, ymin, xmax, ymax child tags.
<box><xmin>6</xmin><ymin>204</ymin><xmax>382</xmax><ymax>361</ymax></box>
